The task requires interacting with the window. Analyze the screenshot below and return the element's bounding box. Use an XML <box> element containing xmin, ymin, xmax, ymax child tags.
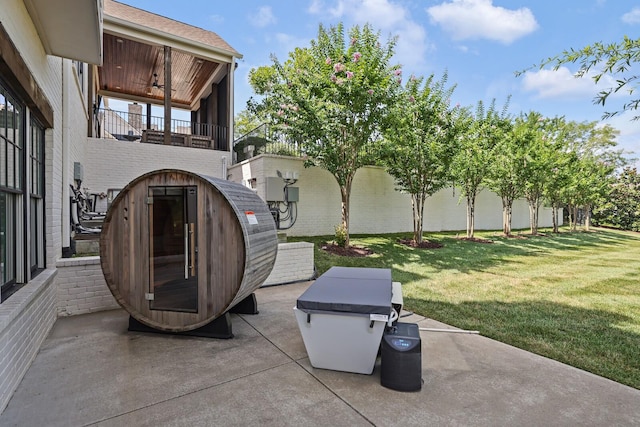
<box><xmin>29</xmin><ymin>118</ymin><xmax>45</xmax><ymax>273</ymax></box>
<box><xmin>0</xmin><ymin>79</ymin><xmax>44</xmax><ymax>301</ymax></box>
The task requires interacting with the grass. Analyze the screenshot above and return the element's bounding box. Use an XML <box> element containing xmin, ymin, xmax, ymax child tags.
<box><xmin>289</xmin><ymin>227</ymin><xmax>640</xmax><ymax>389</ymax></box>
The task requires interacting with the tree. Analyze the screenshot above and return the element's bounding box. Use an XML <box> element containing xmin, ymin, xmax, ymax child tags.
<box><xmin>521</xmin><ymin>113</ymin><xmax>559</xmax><ymax>235</ymax></box>
<box><xmin>485</xmin><ymin>115</ymin><xmax>526</xmax><ymax>236</ymax></box>
<box><xmin>248</xmin><ymin>23</ymin><xmax>401</xmax><ymax>247</ymax></box>
<box><xmin>234</xmin><ymin>109</ymin><xmax>263</xmax><ymax>140</ymax></box>
<box><xmin>561</xmin><ymin>121</ymin><xmax>620</xmax><ymax>231</ymax></box>
<box><xmin>540</xmin><ymin>117</ymin><xmax>575</xmax><ymax>233</ymax></box>
<box><xmin>380</xmin><ymin>73</ymin><xmax>460</xmax><ymax>244</ymax></box>
<box><xmin>520</xmin><ymin>36</ymin><xmax>640</xmax><ymax>120</ymax></box>
<box><xmin>565</xmin><ymin>156</ymin><xmax>614</xmax><ymax>231</ymax></box>
<box><xmin>450</xmin><ymin>99</ymin><xmax>510</xmax><ymax>238</ymax></box>
<box><xmin>593</xmin><ymin>167</ymin><xmax>640</xmax><ymax>231</ymax></box>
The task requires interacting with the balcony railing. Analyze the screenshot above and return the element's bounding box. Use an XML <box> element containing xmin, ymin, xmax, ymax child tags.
<box><xmin>97</xmin><ymin>108</ymin><xmax>228</xmax><ymax>151</ymax></box>
<box><xmin>233</xmin><ymin>123</ymin><xmax>379</xmax><ymax>164</ymax></box>
<box><xmin>233</xmin><ymin>123</ymin><xmax>304</xmax><ymax>162</ymax></box>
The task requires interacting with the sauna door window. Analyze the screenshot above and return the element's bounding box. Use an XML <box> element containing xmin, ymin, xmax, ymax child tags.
<box><xmin>148</xmin><ymin>186</ymin><xmax>198</xmax><ymax>312</ymax></box>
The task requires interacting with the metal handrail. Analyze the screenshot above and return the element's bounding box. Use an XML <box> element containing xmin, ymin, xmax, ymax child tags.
<box><xmin>96</xmin><ymin>108</ymin><xmax>228</xmax><ymax>150</ymax></box>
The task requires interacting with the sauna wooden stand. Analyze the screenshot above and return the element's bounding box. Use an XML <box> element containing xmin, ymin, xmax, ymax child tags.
<box><xmin>127</xmin><ymin>294</ymin><xmax>259</xmax><ymax>339</ymax></box>
<box><xmin>100</xmin><ymin>169</ymin><xmax>278</xmax><ymax>338</ymax></box>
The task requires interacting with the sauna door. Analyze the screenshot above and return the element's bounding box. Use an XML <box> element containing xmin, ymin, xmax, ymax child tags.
<box><xmin>148</xmin><ymin>186</ymin><xmax>198</xmax><ymax>312</ymax></box>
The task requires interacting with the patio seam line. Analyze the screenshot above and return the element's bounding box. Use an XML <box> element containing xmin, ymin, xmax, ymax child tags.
<box><xmin>81</xmin><ymin>357</ymin><xmax>296</xmax><ymax>427</ymax></box>
<box><xmin>236</xmin><ymin>312</ymin><xmax>377</xmax><ymax>426</ymax></box>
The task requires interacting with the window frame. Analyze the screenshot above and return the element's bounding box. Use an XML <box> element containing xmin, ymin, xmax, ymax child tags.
<box><xmin>0</xmin><ymin>77</ymin><xmax>46</xmax><ymax>302</ymax></box>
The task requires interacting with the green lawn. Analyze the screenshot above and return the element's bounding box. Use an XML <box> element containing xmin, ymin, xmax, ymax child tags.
<box><xmin>290</xmin><ymin>228</ymin><xmax>640</xmax><ymax>389</ymax></box>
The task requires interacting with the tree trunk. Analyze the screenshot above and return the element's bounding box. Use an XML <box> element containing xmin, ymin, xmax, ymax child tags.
<box><xmin>552</xmin><ymin>203</ymin><xmax>559</xmax><ymax>233</ymax></box>
<box><xmin>569</xmin><ymin>204</ymin><xmax>578</xmax><ymax>232</ymax></box>
<box><xmin>528</xmin><ymin>199</ymin><xmax>539</xmax><ymax>235</ymax></box>
<box><xmin>584</xmin><ymin>203</ymin><xmax>591</xmax><ymax>231</ymax></box>
<box><xmin>339</xmin><ymin>172</ymin><xmax>355</xmax><ymax>248</ymax></box>
<box><xmin>466</xmin><ymin>193</ymin><xmax>476</xmax><ymax>238</ymax></box>
<box><xmin>340</xmin><ymin>185</ymin><xmax>350</xmax><ymax>248</ymax></box>
<box><xmin>502</xmin><ymin>197</ymin><xmax>512</xmax><ymax>236</ymax></box>
<box><xmin>412</xmin><ymin>193</ymin><xmax>426</xmax><ymax>244</ymax></box>
<box><xmin>527</xmin><ymin>197</ymin><xmax>540</xmax><ymax>236</ymax></box>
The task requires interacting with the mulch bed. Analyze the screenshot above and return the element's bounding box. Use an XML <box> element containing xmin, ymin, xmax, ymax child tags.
<box><xmin>320</xmin><ymin>243</ymin><xmax>373</xmax><ymax>257</ymax></box>
<box><xmin>456</xmin><ymin>236</ymin><xmax>494</xmax><ymax>244</ymax></box>
<box><xmin>397</xmin><ymin>238</ymin><xmax>443</xmax><ymax>249</ymax></box>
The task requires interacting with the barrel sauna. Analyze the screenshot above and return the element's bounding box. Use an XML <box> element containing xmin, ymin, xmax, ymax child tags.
<box><xmin>100</xmin><ymin>169</ymin><xmax>278</xmax><ymax>332</ymax></box>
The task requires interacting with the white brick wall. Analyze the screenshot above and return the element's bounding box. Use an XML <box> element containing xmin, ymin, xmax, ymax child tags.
<box><xmin>263</xmin><ymin>242</ymin><xmax>315</xmax><ymax>286</ymax></box>
<box><xmin>228</xmin><ymin>155</ymin><xmax>557</xmax><ymax>236</ymax></box>
<box><xmin>56</xmin><ymin>242</ymin><xmax>314</xmax><ymax>314</ymax></box>
<box><xmin>0</xmin><ymin>270</ymin><xmax>57</xmax><ymax>413</ymax></box>
<box><xmin>56</xmin><ymin>257</ymin><xmax>119</xmax><ymax>316</ymax></box>
<box><xmin>81</xmin><ymin>138</ymin><xmax>231</xmax><ymax>194</ymax></box>
<box><xmin>0</xmin><ymin>3</ymin><xmax>96</xmax><ymax>410</ymax></box>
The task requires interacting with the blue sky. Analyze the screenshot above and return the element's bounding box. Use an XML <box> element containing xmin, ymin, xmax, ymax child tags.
<box><xmin>117</xmin><ymin>0</ymin><xmax>639</xmax><ymax>164</ymax></box>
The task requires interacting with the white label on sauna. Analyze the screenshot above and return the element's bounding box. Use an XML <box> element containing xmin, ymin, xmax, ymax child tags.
<box><xmin>370</xmin><ymin>313</ymin><xmax>389</xmax><ymax>322</ymax></box>
<box><xmin>245</xmin><ymin>211</ymin><xmax>258</xmax><ymax>225</ymax></box>
<box><xmin>145</xmin><ymin>293</ymin><xmax>155</xmax><ymax>300</ymax></box>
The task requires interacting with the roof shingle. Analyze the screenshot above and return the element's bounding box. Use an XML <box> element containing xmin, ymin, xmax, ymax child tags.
<box><xmin>104</xmin><ymin>0</ymin><xmax>241</xmax><ymax>58</ymax></box>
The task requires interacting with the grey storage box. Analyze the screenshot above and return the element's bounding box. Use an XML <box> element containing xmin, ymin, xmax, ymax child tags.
<box><xmin>294</xmin><ymin>267</ymin><xmax>394</xmax><ymax>374</ymax></box>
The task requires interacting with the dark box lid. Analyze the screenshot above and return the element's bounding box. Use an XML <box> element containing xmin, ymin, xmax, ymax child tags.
<box><xmin>297</xmin><ymin>267</ymin><xmax>392</xmax><ymax>315</ymax></box>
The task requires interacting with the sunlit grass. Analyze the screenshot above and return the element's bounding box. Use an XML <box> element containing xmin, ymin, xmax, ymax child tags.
<box><xmin>291</xmin><ymin>227</ymin><xmax>640</xmax><ymax>389</ymax></box>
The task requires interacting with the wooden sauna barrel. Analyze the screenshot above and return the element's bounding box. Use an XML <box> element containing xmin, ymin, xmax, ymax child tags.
<box><xmin>99</xmin><ymin>169</ymin><xmax>278</xmax><ymax>332</ymax></box>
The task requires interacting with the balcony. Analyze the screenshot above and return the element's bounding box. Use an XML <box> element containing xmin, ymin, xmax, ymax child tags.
<box><xmin>97</xmin><ymin>107</ymin><xmax>228</xmax><ymax>151</ymax></box>
<box><xmin>89</xmin><ymin>0</ymin><xmax>243</xmax><ymax>153</ymax></box>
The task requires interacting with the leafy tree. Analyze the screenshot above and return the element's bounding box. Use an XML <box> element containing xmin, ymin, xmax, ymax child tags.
<box><xmin>485</xmin><ymin>115</ymin><xmax>524</xmax><ymax>236</ymax></box>
<box><xmin>539</xmin><ymin>116</ymin><xmax>575</xmax><ymax>233</ymax></box>
<box><xmin>565</xmin><ymin>156</ymin><xmax>614</xmax><ymax>231</ymax></box>
<box><xmin>234</xmin><ymin>109</ymin><xmax>263</xmax><ymax>140</ymax></box>
<box><xmin>380</xmin><ymin>73</ymin><xmax>460</xmax><ymax>244</ymax></box>
<box><xmin>450</xmin><ymin>99</ymin><xmax>510</xmax><ymax>238</ymax></box>
<box><xmin>520</xmin><ymin>36</ymin><xmax>640</xmax><ymax>120</ymax></box>
<box><xmin>560</xmin><ymin>121</ymin><xmax>620</xmax><ymax>231</ymax></box>
<box><xmin>544</xmin><ymin>149</ymin><xmax>576</xmax><ymax>233</ymax></box>
<box><xmin>521</xmin><ymin>113</ymin><xmax>561</xmax><ymax>235</ymax></box>
<box><xmin>593</xmin><ymin>167</ymin><xmax>640</xmax><ymax>231</ymax></box>
<box><xmin>248</xmin><ymin>23</ymin><xmax>401</xmax><ymax>247</ymax></box>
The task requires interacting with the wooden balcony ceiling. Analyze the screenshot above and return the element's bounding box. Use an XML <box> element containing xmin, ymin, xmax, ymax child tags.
<box><xmin>98</xmin><ymin>33</ymin><xmax>220</xmax><ymax>108</ymax></box>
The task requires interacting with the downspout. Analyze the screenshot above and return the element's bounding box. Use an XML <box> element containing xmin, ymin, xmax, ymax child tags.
<box><xmin>61</xmin><ymin>59</ymin><xmax>71</xmax><ymax>256</ymax></box>
<box><xmin>228</xmin><ymin>57</ymin><xmax>236</xmax><ymax>159</ymax></box>
<box><xmin>222</xmin><ymin>156</ymin><xmax>228</xmax><ymax>180</ymax></box>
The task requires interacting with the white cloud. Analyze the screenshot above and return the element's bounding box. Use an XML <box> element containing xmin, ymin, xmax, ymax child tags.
<box><xmin>248</xmin><ymin>6</ymin><xmax>277</xmax><ymax>28</ymax></box>
<box><xmin>274</xmin><ymin>33</ymin><xmax>312</xmax><ymax>54</ymax></box>
<box><xmin>426</xmin><ymin>0</ymin><xmax>538</xmax><ymax>44</ymax></box>
<box><xmin>622</xmin><ymin>7</ymin><xmax>640</xmax><ymax>24</ymax></box>
<box><xmin>521</xmin><ymin>66</ymin><xmax>617</xmax><ymax>99</ymax></box>
<box><xmin>209</xmin><ymin>14</ymin><xmax>224</xmax><ymax>25</ymax></box>
<box><xmin>307</xmin><ymin>0</ymin><xmax>323</xmax><ymax>14</ymax></box>
<box><xmin>307</xmin><ymin>0</ymin><xmax>431</xmax><ymax>69</ymax></box>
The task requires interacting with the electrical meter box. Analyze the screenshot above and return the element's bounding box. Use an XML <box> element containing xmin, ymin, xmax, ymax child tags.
<box><xmin>286</xmin><ymin>186</ymin><xmax>299</xmax><ymax>202</ymax></box>
<box><xmin>265</xmin><ymin>177</ymin><xmax>284</xmax><ymax>202</ymax></box>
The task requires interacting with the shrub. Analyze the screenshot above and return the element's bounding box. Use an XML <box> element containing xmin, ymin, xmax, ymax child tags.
<box><xmin>334</xmin><ymin>224</ymin><xmax>348</xmax><ymax>248</ymax></box>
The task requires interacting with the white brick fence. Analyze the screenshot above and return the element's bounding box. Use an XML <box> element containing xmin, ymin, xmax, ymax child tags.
<box><xmin>56</xmin><ymin>242</ymin><xmax>315</xmax><ymax>316</ymax></box>
<box><xmin>262</xmin><ymin>242</ymin><xmax>315</xmax><ymax>286</ymax></box>
<box><xmin>0</xmin><ymin>270</ymin><xmax>58</xmax><ymax>412</ymax></box>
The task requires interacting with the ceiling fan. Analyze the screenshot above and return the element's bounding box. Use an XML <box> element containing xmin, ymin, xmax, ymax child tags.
<box><xmin>151</xmin><ymin>73</ymin><xmax>164</xmax><ymax>89</ymax></box>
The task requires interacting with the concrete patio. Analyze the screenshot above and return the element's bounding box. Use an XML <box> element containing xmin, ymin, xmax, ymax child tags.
<box><xmin>2</xmin><ymin>281</ymin><xmax>639</xmax><ymax>426</ymax></box>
